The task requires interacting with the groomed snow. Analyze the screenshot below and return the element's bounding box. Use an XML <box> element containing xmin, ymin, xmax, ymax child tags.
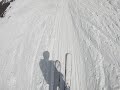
<box><xmin>0</xmin><ymin>0</ymin><xmax>120</xmax><ymax>90</ymax></box>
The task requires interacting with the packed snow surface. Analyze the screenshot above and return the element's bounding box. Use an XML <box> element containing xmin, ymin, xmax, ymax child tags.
<box><xmin>1</xmin><ymin>0</ymin><xmax>120</xmax><ymax>90</ymax></box>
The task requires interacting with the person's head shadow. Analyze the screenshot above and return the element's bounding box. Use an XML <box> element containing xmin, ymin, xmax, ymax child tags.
<box><xmin>43</xmin><ymin>51</ymin><xmax>50</xmax><ymax>60</ymax></box>
<box><xmin>39</xmin><ymin>51</ymin><xmax>70</xmax><ymax>90</ymax></box>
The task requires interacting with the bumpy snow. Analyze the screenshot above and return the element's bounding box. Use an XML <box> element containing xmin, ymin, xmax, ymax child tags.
<box><xmin>0</xmin><ymin>0</ymin><xmax>120</xmax><ymax>90</ymax></box>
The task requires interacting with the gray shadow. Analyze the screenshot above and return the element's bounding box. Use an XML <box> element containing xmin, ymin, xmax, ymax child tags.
<box><xmin>39</xmin><ymin>51</ymin><xmax>70</xmax><ymax>90</ymax></box>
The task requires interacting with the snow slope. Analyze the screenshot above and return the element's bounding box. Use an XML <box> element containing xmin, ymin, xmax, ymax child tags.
<box><xmin>0</xmin><ymin>0</ymin><xmax>120</xmax><ymax>90</ymax></box>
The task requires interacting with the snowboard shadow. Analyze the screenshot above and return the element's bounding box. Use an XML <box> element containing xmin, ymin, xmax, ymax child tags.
<box><xmin>39</xmin><ymin>51</ymin><xmax>70</xmax><ymax>90</ymax></box>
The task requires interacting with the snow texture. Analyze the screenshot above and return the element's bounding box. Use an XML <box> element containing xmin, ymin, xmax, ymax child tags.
<box><xmin>0</xmin><ymin>0</ymin><xmax>120</xmax><ymax>90</ymax></box>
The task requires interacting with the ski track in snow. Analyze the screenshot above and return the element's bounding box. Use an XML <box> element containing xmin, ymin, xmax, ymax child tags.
<box><xmin>0</xmin><ymin>0</ymin><xmax>120</xmax><ymax>90</ymax></box>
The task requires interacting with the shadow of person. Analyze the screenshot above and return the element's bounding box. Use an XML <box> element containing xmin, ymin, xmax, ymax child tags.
<box><xmin>39</xmin><ymin>51</ymin><xmax>70</xmax><ymax>90</ymax></box>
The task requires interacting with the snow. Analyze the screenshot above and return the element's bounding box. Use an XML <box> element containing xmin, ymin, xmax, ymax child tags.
<box><xmin>0</xmin><ymin>0</ymin><xmax>120</xmax><ymax>90</ymax></box>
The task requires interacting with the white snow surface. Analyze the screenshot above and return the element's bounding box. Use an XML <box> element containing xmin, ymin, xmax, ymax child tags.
<box><xmin>1</xmin><ymin>0</ymin><xmax>120</xmax><ymax>90</ymax></box>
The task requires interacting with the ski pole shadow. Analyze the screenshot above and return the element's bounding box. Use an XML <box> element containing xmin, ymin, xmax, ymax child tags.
<box><xmin>39</xmin><ymin>51</ymin><xmax>70</xmax><ymax>90</ymax></box>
